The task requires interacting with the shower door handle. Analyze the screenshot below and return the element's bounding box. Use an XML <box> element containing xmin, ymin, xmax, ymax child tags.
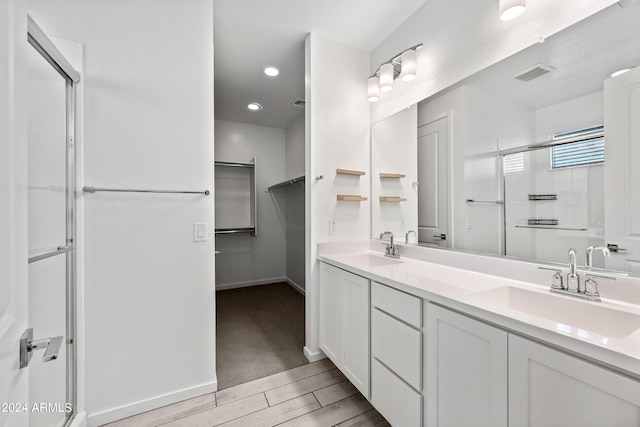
<box><xmin>20</xmin><ymin>328</ymin><xmax>64</xmax><ymax>368</ymax></box>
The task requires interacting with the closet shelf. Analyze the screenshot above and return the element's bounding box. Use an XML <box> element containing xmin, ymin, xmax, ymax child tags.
<box><xmin>379</xmin><ymin>196</ymin><xmax>407</xmax><ymax>202</ymax></box>
<box><xmin>380</xmin><ymin>173</ymin><xmax>406</xmax><ymax>179</ymax></box>
<box><xmin>337</xmin><ymin>195</ymin><xmax>368</xmax><ymax>201</ymax></box>
<box><xmin>267</xmin><ymin>175</ymin><xmax>305</xmax><ymax>191</ymax></box>
<box><xmin>336</xmin><ymin>169</ymin><xmax>366</xmax><ymax>176</ymax></box>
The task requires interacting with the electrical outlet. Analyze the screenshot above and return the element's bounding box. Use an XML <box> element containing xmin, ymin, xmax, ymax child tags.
<box><xmin>329</xmin><ymin>220</ymin><xmax>337</xmax><ymax>236</ymax></box>
<box><xmin>465</xmin><ymin>217</ymin><xmax>472</xmax><ymax>230</ymax></box>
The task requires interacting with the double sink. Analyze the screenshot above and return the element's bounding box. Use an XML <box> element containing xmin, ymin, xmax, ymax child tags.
<box><xmin>339</xmin><ymin>252</ymin><xmax>640</xmax><ymax>341</ymax></box>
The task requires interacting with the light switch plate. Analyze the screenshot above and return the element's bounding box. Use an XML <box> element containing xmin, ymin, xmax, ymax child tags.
<box><xmin>193</xmin><ymin>223</ymin><xmax>207</xmax><ymax>242</ymax></box>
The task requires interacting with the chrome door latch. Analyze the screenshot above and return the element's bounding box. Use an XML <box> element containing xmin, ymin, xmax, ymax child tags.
<box><xmin>19</xmin><ymin>328</ymin><xmax>63</xmax><ymax>369</ymax></box>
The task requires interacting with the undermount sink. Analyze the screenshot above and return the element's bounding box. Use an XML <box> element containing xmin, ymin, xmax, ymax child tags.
<box><xmin>341</xmin><ymin>253</ymin><xmax>404</xmax><ymax>268</ymax></box>
<box><xmin>468</xmin><ymin>286</ymin><xmax>640</xmax><ymax>339</ymax></box>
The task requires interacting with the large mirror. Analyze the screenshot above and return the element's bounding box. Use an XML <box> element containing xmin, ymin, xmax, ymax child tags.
<box><xmin>371</xmin><ymin>1</ymin><xmax>640</xmax><ymax>275</ymax></box>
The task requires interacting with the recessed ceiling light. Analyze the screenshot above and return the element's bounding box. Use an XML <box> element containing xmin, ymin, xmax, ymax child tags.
<box><xmin>247</xmin><ymin>102</ymin><xmax>263</xmax><ymax>111</ymax></box>
<box><xmin>264</xmin><ymin>66</ymin><xmax>280</xmax><ymax>77</ymax></box>
<box><xmin>609</xmin><ymin>67</ymin><xmax>636</xmax><ymax>78</ymax></box>
<box><xmin>499</xmin><ymin>0</ymin><xmax>526</xmax><ymax>21</ymax></box>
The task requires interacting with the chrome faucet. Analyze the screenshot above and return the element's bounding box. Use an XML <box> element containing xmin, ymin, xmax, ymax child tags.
<box><xmin>405</xmin><ymin>230</ymin><xmax>417</xmax><ymax>244</ymax></box>
<box><xmin>586</xmin><ymin>245</ymin><xmax>611</xmax><ymax>269</ymax></box>
<box><xmin>566</xmin><ymin>248</ymin><xmax>580</xmax><ymax>292</ymax></box>
<box><xmin>380</xmin><ymin>231</ymin><xmax>400</xmax><ymax>258</ymax></box>
<box><xmin>541</xmin><ymin>247</ymin><xmax>616</xmax><ymax>302</ymax></box>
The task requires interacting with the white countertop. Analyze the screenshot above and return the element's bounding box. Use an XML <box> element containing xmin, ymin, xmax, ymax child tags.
<box><xmin>318</xmin><ymin>242</ymin><xmax>640</xmax><ymax>379</ymax></box>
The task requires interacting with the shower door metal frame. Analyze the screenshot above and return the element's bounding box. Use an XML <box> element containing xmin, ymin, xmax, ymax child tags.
<box><xmin>27</xmin><ymin>15</ymin><xmax>80</xmax><ymax>426</ymax></box>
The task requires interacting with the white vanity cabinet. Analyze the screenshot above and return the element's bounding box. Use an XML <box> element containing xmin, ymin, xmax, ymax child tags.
<box><xmin>318</xmin><ymin>262</ymin><xmax>370</xmax><ymax>398</ymax></box>
<box><xmin>426</xmin><ymin>304</ymin><xmax>508</xmax><ymax>427</ymax></box>
<box><xmin>371</xmin><ymin>282</ymin><xmax>423</xmax><ymax>427</ymax></box>
<box><xmin>509</xmin><ymin>334</ymin><xmax>640</xmax><ymax>427</ymax></box>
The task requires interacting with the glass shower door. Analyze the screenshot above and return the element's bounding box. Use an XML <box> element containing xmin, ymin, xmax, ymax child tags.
<box><xmin>26</xmin><ymin>17</ymin><xmax>78</xmax><ymax>427</ymax></box>
<box><xmin>503</xmin><ymin>146</ymin><xmax>603</xmax><ymax>266</ymax></box>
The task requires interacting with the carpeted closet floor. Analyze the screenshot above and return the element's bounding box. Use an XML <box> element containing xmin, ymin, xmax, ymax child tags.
<box><xmin>216</xmin><ymin>282</ymin><xmax>308</xmax><ymax>390</ymax></box>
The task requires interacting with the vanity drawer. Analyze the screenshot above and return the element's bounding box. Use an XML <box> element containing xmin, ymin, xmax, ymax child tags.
<box><xmin>371</xmin><ymin>358</ymin><xmax>422</xmax><ymax>427</ymax></box>
<box><xmin>372</xmin><ymin>281</ymin><xmax>421</xmax><ymax>328</ymax></box>
<box><xmin>372</xmin><ymin>307</ymin><xmax>422</xmax><ymax>390</ymax></box>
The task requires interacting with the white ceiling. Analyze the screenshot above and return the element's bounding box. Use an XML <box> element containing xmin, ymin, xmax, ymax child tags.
<box><xmin>445</xmin><ymin>1</ymin><xmax>640</xmax><ymax>111</ymax></box>
<box><xmin>213</xmin><ymin>0</ymin><xmax>430</xmax><ymax>129</ymax></box>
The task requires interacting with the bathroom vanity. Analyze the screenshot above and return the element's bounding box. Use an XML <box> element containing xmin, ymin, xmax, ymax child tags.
<box><xmin>318</xmin><ymin>241</ymin><xmax>640</xmax><ymax>427</ymax></box>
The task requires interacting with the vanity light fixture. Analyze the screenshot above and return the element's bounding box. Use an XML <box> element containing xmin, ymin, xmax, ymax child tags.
<box><xmin>399</xmin><ymin>49</ymin><xmax>417</xmax><ymax>81</ymax></box>
<box><xmin>264</xmin><ymin>66</ymin><xmax>280</xmax><ymax>77</ymax></box>
<box><xmin>379</xmin><ymin>63</ymin><xmax>395</xmax><ymax>92</ymax></box>
<box><xmin>499</xmin><ymin>0</ymin><xmax>526</xmax><ymax>21</ymax></box>
<box><xmin>247</xmin><ymin>102</ymin><xmax>263</xmax><ymax>111</ymax></box>
<box><xmin>367</xmin><ymin>43</ymin><xmax>423</xmax><ymax>102</ymax></box>
<box><xmin>609</xmin><ymin>66</ymin><xmax>636</xmax><ymax>78</ymax></box>
<box><xmin>367</xmin><ymin>76</ymin><xmax>380</xmax><ymax>102</ymax></box>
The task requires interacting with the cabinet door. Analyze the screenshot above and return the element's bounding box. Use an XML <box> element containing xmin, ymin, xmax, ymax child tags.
<box><xmin>343</xmin><ymin>270</ymin><xmax>370</xmax><ymax>398</ymax></box>
<box><xmin>426</xmin><ymin>304</ymin><xmax>508</xmax><ymax>427</ymax></box>
<box><xmin>319</xmin><ymin>262</ymin><xmax>343</xmax><ymax>365</ymax></box>
<box><xmin>509</xmin><ymin>334</ymin><xmax>640</xmax><ymax>427</ymax></box>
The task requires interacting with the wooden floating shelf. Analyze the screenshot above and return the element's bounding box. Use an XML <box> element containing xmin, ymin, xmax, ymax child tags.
<box><xmin>337</xmin><ymin>195</ymin><xmax>368</xmax><ymax>201</ymax></box>
<box><xmin>379</xmin><ymin>196</ymin><xmax>407</xmax><ymax>202</ymax></box>
<box><xmin>336</xmin><ymin>169</ymin><xmax>366</xmax><ymax>176</ymax></box>
<box><xmin>380</xmin><ymin>173</ymin><xmax>406</xmax><ymax>179</ymax></box>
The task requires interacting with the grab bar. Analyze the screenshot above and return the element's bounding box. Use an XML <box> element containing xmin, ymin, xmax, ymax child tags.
<box><xmin>83</xmin><ymin>187</ymin><xmax>209</xmax><ymax>195</ymax></box>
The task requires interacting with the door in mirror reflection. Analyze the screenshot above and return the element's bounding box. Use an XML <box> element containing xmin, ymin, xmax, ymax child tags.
<box><xmin>418</xmin><ymin>117</ymin><xmax>449</xmax><ymax>247</ymax></box>
<box><xmin>604</xmin><ymin>66</ymin><xmax>640</xmax><ymax>274</ymax></box>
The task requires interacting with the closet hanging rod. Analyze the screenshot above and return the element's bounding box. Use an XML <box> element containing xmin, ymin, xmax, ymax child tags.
<box><xmin>515</xmin><ymin>225</ymin><xmax>587</xmax><ymax>231</ymax></box>
<box><xmin>214</xmin><ymin>160</ymin><xmax>255</xmax><ymax>168</ymax></box>
<box><xmin>83</xmin><ymin>187</ymin><xmax>210</xmax><ymax>195</ymax></box>
<box><xmin>267</xmin><ymin>175</ymin><xmax>305</xmax><ymax>191</ymax></box>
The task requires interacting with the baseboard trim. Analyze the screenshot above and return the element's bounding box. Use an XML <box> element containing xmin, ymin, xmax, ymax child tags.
<box><xmin>86</xmin><ymin>380</ymin><xmax>218</xmax><ymax>427</ymax></box>
<box><xmin>69</xmin><ymin>412</ymin><xmax>87</xmax><ymax>427</ymax></box>
<box><xmin>304</xmin><ymin>346</ymin><xmax>327</xmax><ymax>363</ymax></box>
<box><xmin>216</xmin><ymin>277</ymin><xmax>288</xmax><ymax>291</ymax></box>
<box><xmin>286</xmin><ymin>278</ymin><xmax>305</xmax><ymax>295</ymax></box>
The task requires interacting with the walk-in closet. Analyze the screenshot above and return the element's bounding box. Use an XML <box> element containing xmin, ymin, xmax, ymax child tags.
<box><xmin>213</xmin><ymin>111</ymin><xmax>306</xmax><ymax>388</ymax></box>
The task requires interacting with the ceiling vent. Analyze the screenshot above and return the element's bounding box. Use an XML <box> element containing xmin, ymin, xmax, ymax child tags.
<box><xmin>292</xmin><ymin>99</ymin><xmax>305</xmax><ymax>108</ymax></box>
<box><xmin>511</xmin><ymin>63</ymin><xmax>555</xmax><ymax>82</ymax></box>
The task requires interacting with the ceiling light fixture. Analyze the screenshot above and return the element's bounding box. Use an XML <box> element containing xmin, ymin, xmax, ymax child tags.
<box><xmin>499</xmin><ymin>0</ymin><xmax>526</xmax><ymax>21</ymax></box>
<box><xmin>247</xmin><ymin>102</ymin><xmax>263</xmax><ymax>111</ymax></box>
<box><xmin>609</xmin><ymin>66</ymin><xmax>636</xmax><ymax>78</ymax></box>
<box><xmin>367</xmin><ymin>43</ymin><xmax>423</xmax><ymax>102</ymax></box>
<box><xmin>264</xmin><ymin>66</ymin><xmax>280</xmax><ymax>77</ymax></box>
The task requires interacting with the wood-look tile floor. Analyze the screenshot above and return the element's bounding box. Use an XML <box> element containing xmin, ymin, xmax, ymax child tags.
<box><xmin>102</xmin><ymin>359</ymin><xmax>391</xmax><ymax>427</ymax></box>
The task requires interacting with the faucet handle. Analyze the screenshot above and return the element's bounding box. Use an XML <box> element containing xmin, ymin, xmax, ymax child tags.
<box><xmin>583</xmin><ymin>275</ymin><xmax>602</xmax><ymax>301</ymax></box>
<box><xmin>538</xmin><ymin>267</ymin><xmax>564</xmax><ymax>290</ymax></box>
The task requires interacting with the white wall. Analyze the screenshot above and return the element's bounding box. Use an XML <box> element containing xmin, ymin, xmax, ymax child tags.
<box><xmin>370</xmin><ymin>0</ymin><xmax>618</xmax><ymax>123</ymax></box>
<box><xmin>214</xmin><ymin>119</ymin><xmax>287</xmax><ymax>289</ymax></box>
<box><xmin>28</xmin><ymin>1</ymin><xmax>216</xmax><ymax>425</ymax></box>
<box><xmin>286</xmin><ymin>115</ymin><xmax>305</xmax><ymax>178</ymax></box>
<box><xmin>305</xmin><ymin>33</ymin><xmax>371</xmax><ymax>361</ymax></box>
<box><xmin>285</xmin><ymin>115</ymin><xmax>305</xmax><ymax>291</ymax></box>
